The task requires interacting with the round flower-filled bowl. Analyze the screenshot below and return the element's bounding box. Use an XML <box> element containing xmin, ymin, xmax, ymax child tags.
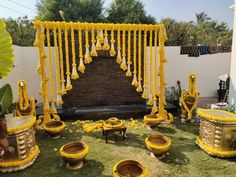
<box><xmin>103</xmin><ymin>117</ymin><xmax>125</xmax><ymax>129</ymax></box>
<box><xmin>43</xmin><ymin>120</ymin><xmax>65</xmax><ymax>138</ymax></box>
<box><xmin>143</xmin><ymin>114</ymin><xmax>162</xmax><ymax>128</ymax></box>
<box><xmin>145</xmin><ymin>134</ymin><xmax>171</xmax><ymax>158</ymax></box>
<box><xmin>113</xmin><ymin>160</ymin><xmax>147</xmax><ymax>177</ymax></box>
<box><xmin>60</xmin><ymin>141</ymin><xmax>89</xmax><ymax>170</ymax></box>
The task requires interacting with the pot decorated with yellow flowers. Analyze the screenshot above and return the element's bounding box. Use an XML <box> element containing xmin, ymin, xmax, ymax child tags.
<box><xmin>103</xmin><ymin>117</ymin><xmax>125</xmax><ymax>129</ymax></box>
<box><xmin>60</xmin><ymin>141</ymin><xmax>89</xmax><ymax>170</ymax></box>
<box><xmin>113</xmin><ymin>160</ymin><xmax>147</xmax><ymax>177</ymax></box>
<box><xmin>43</xmin><ymin>120</ymin><xmax>65</xmax><ymax>138</ymax></box>
<box><xmin>145</xmin><ymin>134</ymin><xmax>171</xmax><ymax>158</ymax></box>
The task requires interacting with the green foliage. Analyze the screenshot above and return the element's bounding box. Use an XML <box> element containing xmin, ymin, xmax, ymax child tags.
<box><xmin>4</xmin><ymin>16</ymin><xmax>35</xmax><ymax>46</ymax></box>
<box><xmin>161</xmin><ymin>12</ymin><xmax>232</xmax><ymax>46</ymax></box>
<box><xmin>36</xmin><ymin>0</ymin><xmax>105</xmax><ymax>22</ymax></box>
<box><xmin>0</xmin><ymin>20</ymin><xmax>14</xmax><ymax>79</ymax></box>
<box><xmin>106</xmin><ymin>0</ymin><xmax>156</xmax><ymax>24</ymax></box>
<box><xmin>0</xmin><ymin>84</ymin><xmax>13</xmax><ymax>114</ymax></box>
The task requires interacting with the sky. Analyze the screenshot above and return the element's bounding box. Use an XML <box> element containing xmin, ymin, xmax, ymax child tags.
<box><xmin>0</xmin><ymin>0</ymin><xmax>234</xmax><ymax>28</ymax></box>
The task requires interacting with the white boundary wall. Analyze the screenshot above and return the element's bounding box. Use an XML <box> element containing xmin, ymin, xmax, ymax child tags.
<box><xmin>0</xmin><ymin>45</ymin><xmax>231</xmax><ymax>103</ymax></box>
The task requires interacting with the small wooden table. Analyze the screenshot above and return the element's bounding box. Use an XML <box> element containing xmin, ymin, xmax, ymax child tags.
<box><xmin>102</xmin><ymin>125</ymin><xmax>127</xmax><ymax>143</ymax></box>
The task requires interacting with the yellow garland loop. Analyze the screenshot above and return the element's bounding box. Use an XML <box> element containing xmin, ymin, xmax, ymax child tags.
<box><xmin>46</xmin><ymin>27</ymin><xmax>56</xmax><ymax>106</ymax></box>
<box><xmin>70</xmin><ymin>22</ymin><xmax>79</xmax><ymax>80</ymax></box>
<box><xmin>103</xmin><ymin>120</ymin><xmax>125</xmax><ymax>129</ymax></box>
<box><xmin>78</xmin><ymin>27</ymin><xmax>85</xmax><ymax>73</ymax></box>
<box><xmin>110</xmin><ymin>27</ymin><xmax>116</xmax><ymax>56</ymax></box>
<box><xmin>64</xmin><ymin>23</ymin><xmax>72</xmax><ymax>91</ymax></box>
<box><xmin>0</xmin><ymin>145</ymin><xmax>40</xmax><ymax>167</ymax></box>
<box><xmin>120</xmin><ymin>28</ymin><xmax>127</xmax><ymax>70</ymax></box>
<box><xmin>7</xmin><ymin>116</ymin><xmax>36</xmax><ymax>135</ymax></box>
<box><xmin>180</xmin><ymin>91</ymin><xmax>198</xmax><ymax>119</ymax></box>
<box><xmin>85</xmin><ymin>27</ymin><xmax>92</xmax><ymax>64</ymax></box>
<box><xmin>136</xmin><ymin>28</ymin><xmax>142</xmax><ymax>92</ymax></box>
<box><xmin>113</xmin><ymin>160</ymin><xmax>148</xmax><ymax>177</ymax></box>
<box><xmin>197</xmin><ymin>109</ymin><xmax>236</xmax><ymax>123</ymax></box>
<box><xmin>43</xmin><ymin>121</ymin><xmax>66</xmax><ymax>133</ymax></box>
<box><xmin>145</xmin><ymin>136</ymin><xmax>171</xmax><ymax>150</ymax></box>
<box><xmin>58</xmin><ymin>26</ymin><xmax>66</xmax><ymax>95</ymax></box>
<box><xmin>142</xmin><ymin>29</ymin><xmax>148</xmax><ymax>99</ymax></box>
<box><xmin>147</xmin><ymin>29</ymin><xmax>153</xmax><ymax>106</ymax></box>
<box><xmin>53</xmin><ymin>26</ymin><xmax>62</xmax><ymax>105</ymax></box>
<box><xmin>60</xmin><ymin>142</ymin><xmax>89</xmax><ymax>159</ymax></box>
<box><xmin>18</xmin><ymin>80</ymin><xmax>29</xmax><ymax>111</ymax></box>
<box><xmin>196</xmin><ymin>137</ymin><xmax>236</xmax><ymax>157</ymax></box>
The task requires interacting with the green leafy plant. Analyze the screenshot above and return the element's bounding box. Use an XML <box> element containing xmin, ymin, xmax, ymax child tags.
<box><xmin>0</xmin><ymin>20</ymin><xmax>15</xmax><ymax>119</ymax></box>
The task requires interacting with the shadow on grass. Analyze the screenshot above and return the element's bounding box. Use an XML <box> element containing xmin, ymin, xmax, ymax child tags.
<box><xmin>174</xmin><ymin>117</ymin><xmax>199</xmax><ymax>135</ymax></box>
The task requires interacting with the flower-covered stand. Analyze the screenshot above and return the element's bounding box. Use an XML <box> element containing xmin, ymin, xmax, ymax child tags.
<box><xmin>196</xmin><ymin>109</ymin><xmax>236</xmax><ymax>157</ymax></box>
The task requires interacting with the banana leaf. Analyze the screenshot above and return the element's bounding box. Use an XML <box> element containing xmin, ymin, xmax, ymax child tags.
<box><xmin>0</xmin><ymin>84</ymin><xmax>13</xmax><ymax>113</ymax></box>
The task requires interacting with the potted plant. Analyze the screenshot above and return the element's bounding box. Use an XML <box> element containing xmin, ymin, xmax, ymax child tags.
<box><xmin>0</xmin><ymin>20</ymin><xmax>15</xmax><ymax>153</ymax></box>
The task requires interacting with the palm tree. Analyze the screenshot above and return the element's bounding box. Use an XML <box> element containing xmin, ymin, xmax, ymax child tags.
<box><xmin>196</xmin><ymin>12</ymin><xmax>211</xmax><ymax>24</ymax></box>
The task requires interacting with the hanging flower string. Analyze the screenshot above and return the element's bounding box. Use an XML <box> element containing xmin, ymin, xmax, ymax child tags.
<box><xmin>131</xmin><ymin>29</ymin><xmax>138</xmax><ymax>87</ymax></box>
<box><xmin>64</xmin><ymin>22</ymin><xmax>72</xmax><ymax>91</ymax></box>
<box><xmin>142</xmin><ymin>28</ymin><xmax>148</xmax><ymax>99</ymax></box>
<box><xmin>90</xmin><ymin>28</ymin><xmax>98</xmax><ymax>57</ymax></box>
<box><xmin>152</xmin><ymin>29</ymin><xmax>158</xmax><ymax>111</ymax></box>
<box><xmin>58</xmin><ymin>25</ymin><xmax>66</xmax><ymax>95</ymax></box>
<box><xmin>116</xmin><ymin>28</ymin><xmax>122</xmax><ymax>64</ymax></box>
<box><xmin>85</xmin><ymin>26</ymin><xmax>92</xmax><ymax>64</ymax></box>
<box><xmin>96</xmin><ymin>29</ymin><xmax>102</xmax><ymax>51</ymax></box>
<box><xmin>78</xmin><ymin>25</ymin><xmax>85</xmax><ymax>73</ymax></box>
<box><xmin>70</xmin><ymin>22</ymin><xmax>79</xmax><ymax>80</ymax></box>
<box><xmin>136</xmin><ymin>27</ymin><xmax>142</xmax><ymax>92</ymax></box>
<box><xmin>147</xmin><ymin>29</ymin><xmax>153</xmax><ymax>105</ymax></box>
<box><xmin>126</xmin><ymin>25</ymin><xmax>132</xmax><ymax>77</ymax></box>
<box><xmin>110</xmin><ymin>27</ymin><xmax>116</xmax><ymax>57</ymax></box>
<box><xmin>103</xmin><ymin>29</ymin><xmax>110</xmax><ymax>50</ymax></box>
<box><xmin>53</xmin><ymin>26</ymin><xmax>62</xmax><ymax>105</ymax></box>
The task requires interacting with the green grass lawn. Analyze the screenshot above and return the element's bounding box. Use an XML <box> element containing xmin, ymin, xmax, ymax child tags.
<box><xmin>2</xmin><ymin>118</ymin><xmax>236</xmax><ymax>177</ymax></box>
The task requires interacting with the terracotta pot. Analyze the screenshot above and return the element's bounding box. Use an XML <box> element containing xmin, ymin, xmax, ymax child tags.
<box><xmin>145</xmin><ymin>134</ymin><xmax>171</xmax><ymax>158</ymax></box>
<box><xmin>43</xmin><ymin>120</ymin><xmax>65</xmax><ymax>138</ymax></box>
<box><xmin>113</xmin><ymin>160</ymin><xmax>147</xmax><ymax>177</ymax></box>
<box><xmin>0</xmin><ymin>118</ymin><xmax>9</xmax><ymax>151</ymax></box>
<box><xmin>60</xmin><ymin>141</ymin><xmax>89</xmax><ymax>170</ymax></box>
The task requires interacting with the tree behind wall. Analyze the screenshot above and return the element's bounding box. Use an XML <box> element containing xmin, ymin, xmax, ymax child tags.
<box><xmin>36</xmin><ymin>0</ymin><xmax>105</xmax><ymax>22</ymax></box>
<box><xmin>106</xmin><ymin>0</ymin><xmax>156</xmax><ymax>24</ymax></box>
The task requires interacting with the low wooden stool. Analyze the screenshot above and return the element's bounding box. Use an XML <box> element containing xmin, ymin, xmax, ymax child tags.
<box><xmin>102</xmin><ymin>125</ymin><xmax>127</xmax><ymax>143</ymax></box>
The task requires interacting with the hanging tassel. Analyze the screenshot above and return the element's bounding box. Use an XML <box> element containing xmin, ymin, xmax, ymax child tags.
<box><xmin>110</xmin><ymin>42</ymin><xmax>116</xmax><ymax>56</ymax></box>
<box><xmin>126</xmin><ymin>64</ymin><xmax>132</xmax><ymax>77</ymax></box>
<box><xmin>66</xmin><ymin>74</ymin><xmax>72</xmax><ymax>90</ymax></box>
<box><xmin>116</xmin><ymin>49</ymin><xmax>122</xmax><ymax>64</ymax></box>
<box><xmin>103</xmin><ymin>30</ymin><xmax>110</xmax><ymax>50</ymax></box>
<box><xmin>120</xmin><ymin>56</ymin><xmax>127</xmax><ymax>71</ymax></box>
<box><xmin>132</xmin><ymin>73</ymin><xmax>138</xmax><ymax>87</ymax></box>
<box><xmin>85</xmin><ymin>47</ymin><xmax>92</xmax><ymax>64</ymax></box>
<box><xmin>78</xmin><ymin>57</ymin><xmax>85</xmax><ymax>73</ymax></box>
<box><xmin>142</xmin><ymin>87</ymin><xmax>148</xmax><ymax>99</ymax></box>
<box><xmin>71</xmin><ymin>65</ymin><xmax>79</xmax><ymax>80</ymax></box>
<box><xmin>96</xmin><ymin>38</ymin><xmax>102</xmax><ymax>51</ymax></box>
<box><xmin>61</xmin><ymin>82</ymin><xmax>67</xmax><ymax>95</ymax></box>
<box><xmin>56</xmin><ymin>93</ymin><xmax>63</xmax><ymax>106</ymax></box>
<box><xmin>90</xmin><ymin>42</ymin><xmax>98</xmax><ymax>57</ymax></box>
<box><xmin>151</xmin><ymin>99</ymin><xmax>158</xmax><ymax>113</ymax></box>
<box><xmin>136</xmin><ymin>80</ymin><xmax>142</xmax><ymax>92</ymax></box>
<box><xmin>50</xmin><ymin>101</ymin><xmax>57</xmax><ymax>113</ymax></box>
<box><xmin>147</xmin><ymin>94</ymin><xmax>154</xmax><ymax>105</ymax></box>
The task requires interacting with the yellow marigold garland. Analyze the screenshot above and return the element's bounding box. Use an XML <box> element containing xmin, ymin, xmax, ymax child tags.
<box><xmin>90</xmin><ymin>28</ymin><xmax>98</xmax><ymax>56</ymax></box>
<box><xmin>78</xmin><ymin>26</ymin><xmax>85</xmax><ymax>73</ymax></box>
<box><xmin>70</xmin><ymin>22</ymin><xmax>79</xmax><ymax>80</ymax></box>
<box><xmin>64</xmin><ymin>23</ymin><xmax>72</xmax><ymax>91</ymax></box>
<box><xmin>131</xmin><ymin>29</ymin><xmax>138</xmax><ymax>87</ymax></box>
<box><xmin>53</xmin><ymin>26</ymin><xmax>63</xmax><ymax>105</ymax></box>
<box><xmin>58</xmin><ymin>26</ymin><xmax>66</xmax><ymax>95</ymax></box>
<box><xmin>142</xmin><ymin>28</ymin><xmax>148</xmax><ymax>99</ymax></box>
<box><xmin>85</xmin><ymin>26</ymin><xmax>92</xmax><ymax>64</ymax></box>
<box><xmin>147</xmin><ymin>29</ymin><xmax>153</xmax><ymax>105</ymax></box>
<box><xmin>43</xmin><ymin>120</ymin><xmax>66</xmax><ymax>133</ymax></box>
<box><xmin>103</xmin><ymin>29</ymin><xmax>110</xmax><ymax>50</ymax></box>
<box><xmin>110</xmin><ymin>27</ymin><xmax>116</xmax><ymax>56</ymax></box>
<box><xmin>145</xmin><ymin>135</ymin><xmax>171</xmax><ymax>151</ymax></box>
<box><xmin>120</xmin><ymin>28</ymin><xmax>127</xmax><ymax>70</ymax></box>
<box><xmin>126</xmin><ymin>26</ymin><xmax>132</xmax><ymax>77</ymax></box>
<box><xmin>96</xmin><ymin>30</ymin><xmax>102</xmax><ymax>51</ymax></box>
<box><xmin>116</xmin><ymin>28</ymin><xmax>122</xmax><ymax>64</ymax></box>
<box><xmin>136</xmin><ymin>28</ymin><xmax>142</xmax><ymax>92</ymax></box>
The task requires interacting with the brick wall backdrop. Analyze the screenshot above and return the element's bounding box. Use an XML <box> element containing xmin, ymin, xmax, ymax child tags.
<box><xmin>62</xmin><ymin>51</ymin><xmax>145</xmax><ymax>108</ymax></box>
